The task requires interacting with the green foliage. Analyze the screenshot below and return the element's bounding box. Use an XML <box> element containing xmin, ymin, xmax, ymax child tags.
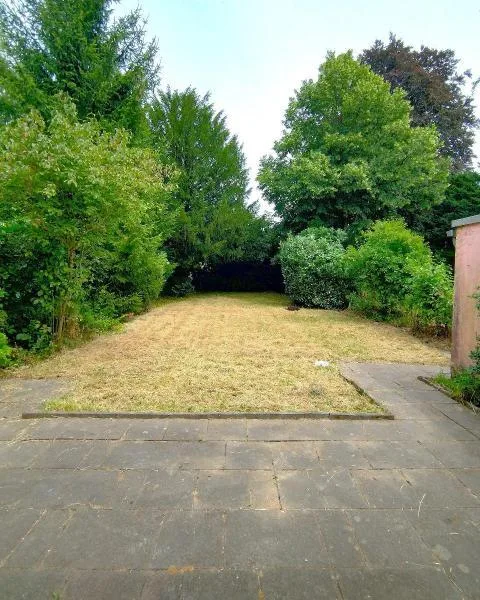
<box><xmin>435</xmin><ymin>372</ymin><xmax>480</xmax><ymax>407</ymax></box>
<box><xmin>149</xmin><ymin>88</ymin><xmax>270</xmax><ymax>278</ymax></box>
<box><xmin>279</xmin><ymin>227</ymin><xmax>350</xmax><ymax>308</ymax></box>
<box><xmin>0</xmin><ymin>98</ymin><xmax>175</xmax><ymax>347</ymax></box>
<box><xmin>360</xmin><ymin>34</ymin><xmax>478</xmax><ymax>171</ymax></box>
<box><xmin>402</xmin><ymin>171</ymin><xmax>480</xmax><ymax>262</ymax></box>
<box><xmin>258</xmin><ymin>52</ymin><xmax>449</xmax><ymax>234</ymax></box>
<box><xmin>403</xmin><ymin>261</ymin><xmax>453</xmax><ymax>335</ymax></box>
<box><xmin>0</xmin><ymin>0</ymin><xmax>158</xmax><ymax>140</ymax></box>
<box><xmin>344</xmin><ymin>220</ymin><xmax>453</xmax><ymax>333</ymax></box>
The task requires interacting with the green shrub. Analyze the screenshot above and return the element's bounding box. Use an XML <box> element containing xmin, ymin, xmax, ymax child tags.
<box><xmin>403</xmin><ymin>261</ymin><xmax>453</xmax><ymax>334</ymax></box>
<box><xmin>279</xmin><ymin>227</ymin><xmax>350</xmax><ymax>308</ymax></box>
<box><xmin>0</xmin><ymin>332</ymin><xmax>13</xmax><ymax>367</ymax></box>
<box><xmin>344</xmin><ymin>220</ymin><xmax>453</xmax><ymax>333</ymax></box>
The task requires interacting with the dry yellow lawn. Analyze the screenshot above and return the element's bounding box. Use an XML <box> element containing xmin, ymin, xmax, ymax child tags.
<box><xmin>14</xmin><ymin>293</ymin><xmax>449</xmax><ymax>413</ymax></box>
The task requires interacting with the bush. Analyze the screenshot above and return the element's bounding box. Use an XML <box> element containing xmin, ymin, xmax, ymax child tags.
<box><xmin>403</xmin><ymin>261</ymin><xmax>453</xmax><ymax>335</ymax></box>
<box><xmin>344</xmin><ymin>220</ymin><xmax>453</xmax><ymax>333</ymax></box>
<box><xmin>279</xmin><ymin>227</ymin><xmax>350</xmax><ymax>308</ymax></box>
<box><xmin>0</xmin><ymin>332</ymin><xmax>12</xmax><ymax>367</ymax></box>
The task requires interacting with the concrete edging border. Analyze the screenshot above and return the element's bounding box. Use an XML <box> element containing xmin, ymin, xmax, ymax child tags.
<box><xmin>22</xmin><ymin>410</ymin><xmax>393</xmax><ymax>420</ymax></box>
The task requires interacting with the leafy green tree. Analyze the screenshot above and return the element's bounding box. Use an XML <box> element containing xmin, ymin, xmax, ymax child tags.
<box><xmin>0</xmin><ymin>0</ymin><xmax>158</xmax><ymax>139</ymax></box>
<box><xmin>360</xmin><ymin>34</ymin><xmax>478</xmax><ymax>171</ymax></box>
<box><xmin>401</xmin><ymin>171</ymin><xmax>480</xmax><ymax>261</ymax></box>
<box><xmin>258</xmin><ymin>53</ymin><xmax>449</xmax><ymax>235</ymax></box>
<box><xmin>149</xmin><ymin>87</ymin><xmax>255</xmax><ymax>278</ymax></box>
<box><xmin>0</xmin><ymin>98</ymin><xmax>175</xmax><ymax>344</ymax></box>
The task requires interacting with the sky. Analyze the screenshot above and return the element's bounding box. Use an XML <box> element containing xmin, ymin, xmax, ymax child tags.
<box><xmin>115</xmin><ymin>0</ymin><xmax>480</xmax><ymax>211</ymax></box>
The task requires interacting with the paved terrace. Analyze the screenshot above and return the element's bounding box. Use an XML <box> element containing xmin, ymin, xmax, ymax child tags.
<box><xmin>0</xmin><ymin>363</ymin><xmax>479</xmax><ymax>599</ymax></box>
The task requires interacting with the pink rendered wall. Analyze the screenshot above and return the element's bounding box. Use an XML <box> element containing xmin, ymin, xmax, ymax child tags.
<box><xmin>452</xmin><ymin>221</ymin><xmax>480</xmax><ymax>370</ymax></box>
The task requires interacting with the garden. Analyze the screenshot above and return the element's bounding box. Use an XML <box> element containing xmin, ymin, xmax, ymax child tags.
<box><xmin>0</xmin><ymin>2</ymin><xmax>479</xmax><ymax>411</ymax></box>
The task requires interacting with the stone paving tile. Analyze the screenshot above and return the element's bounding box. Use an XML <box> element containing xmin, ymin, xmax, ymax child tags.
<box><xmin>0</xmin><ymin>419</ymin><xmax>31</xmax><ymax>441</ymax></box>
<box><xmin>0</xmin><ymin>440</ymin><xmax>50</xmax><ymax>468</ymax></box>
<box><xmin>386</xmin><ymin>402</ymin><xmax>447</xmax><ymax>421</ymax></box>
<box><xmin>124</xmin><ymin>420</ymin><xmax>168</xmax><ymax>441</ymax></box>
<box><xmin>315</xmin><ymin>511</ymin><xmax>365</xmax><ymax>567</ymax></box>
<box><xmin>27</xmin><ymin>417</ymin><xmax>129</xmax><ymax>440</ymax></box>
<box><xmin>225</xmin><ymin>441</ymin><xmax>273</xmax><ymax>469</ymax></box>
<box><xmin>117</xmin><ymin>469</ymin><xmax>195</xmax><ymax>509</ymax></box>
<box><xmin>141</xmin><ymin>569</ymin><xmax>260</xmax><ymax>600</ymax></box>
<box><xmin>31</xmin><ymin>440</ymin><xmax>97</xmax><ymax>469</ymax></box>
<box><xmin>353</xmin><ymin>468</ymin><xmax>480</xmax><ymax>509</ymax></box>
<box><xmin>0</xmin><ymin>568</ymin><xmax>68</xmax><ymax>600</ymax></box>
<box><xmin>277</xmin><ymin>468</ymin><xmax>368</xmax><ymax>509</ymax></box>
<box><xmin>451</xmin><ymin>469</ymin><xmax>480</xmax><ymax>497</ymax></box>
<box><xmin>0</xmin><ymin>508</ymin><xmax>44</xmax><ymax>562</ymax></box>
<box><xmin>435</xmin><ymin>404</ymin><xmax>480</xmax><ymax>436</ymax></box>
<box><xmin>9</xmin><ymin>508</ymin><xmax>224</xmax><ymax>570</ymax></box>
<box><xmin>315</xmin><ymin>441</ymin><xmax>371</xmax><ymax>469</ymax></box>
<box><xmin>336</xmin><ymin>566</ymin><xmax>465</xmax><ymax>599</ymax></box>
<box><xmin>405</xmin><ymin>508</ymin><xmax>480</xmax><ymax>598</ymax></box>
<box><xmin>224</xmin><ymin>510</ymin><xmax>329</xmax><ymax>568</ymax></box>
<box><xmin>421</xmin><ymin>441</ymin><xmax>480</xmax><ymax>468</ymax></box>
<box><xmin>348</xmin><ymin>509</ymin><xmax>433</xmax><ymax>568</ymax></box>
<box><xmin>104</xmin><ymin>441</ymin><xmax>226</xmax><ymax>470</ymax></box>
<box><xmin>204</xmin><ymin>419</ymin><xmax>247</xmax><ymax>440</ymax></box>
<box><xmin>64</xmin><ymin>569</ymin><xmax>147</xmax><ymax>600</ymax></box>
<box><xmin>162</xmin><ymin>419</ymin><xmax>208</xmax><ymax>441</ymax></box>
<box><xmin>358</xmin><ymin>441</ymin><xmax>443</xmax><ymax>469</ymax></box>
<box><xmin>270</xmin><ymin>441</ymin><xmax>319</xmax><ymax>469</ymax></box>
<box><xmin>194</xmin><ymin>470</ymin><xmax>279</xmax><ymax>509</ymax></box>
<box><xmin>246</xmin><ymin>420</ymin><xmax>297</xmax><ymax>441</ymax></box>
<box><xmin>260</xmin><ymin>567</ymin><xmax>341</xmax><ymax>599</ymax></box>
<box><xmin>0</xmin><ymin>468</ymin><xmax>120</xmax><ymax>509</ymax></box>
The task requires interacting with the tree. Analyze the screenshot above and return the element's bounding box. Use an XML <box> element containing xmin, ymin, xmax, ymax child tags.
<box><xmin>149</xmin><ymin>87</ymin><xmax>254</xmax><ymax>278</ymax></box>
<box><xmin>401</xmin><ymin>171</ymin><xmax>480</xmax><ymax>261</ymax></box>
<box><xmin>0</xmin><ymin>0</ymin><xmax>158</xmax><ymax>139</ymax></box>
<box><xmin>0</xmin><ymin>98</ymin><xmax>175</xmax><ymax>344</ymax></box>
<box><xmin>360</xmin><ymin>34</ymin><xmax>478</xmax><ymax>171</ymax></box>
<box><xmin>258</xmin><ymin>52</ymin><xmax>449</xmax><ymax>235</ymax></box>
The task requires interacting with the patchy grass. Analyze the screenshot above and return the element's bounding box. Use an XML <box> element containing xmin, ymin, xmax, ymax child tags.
<box><xmin>13</xmin><ymin>293</ymin><xmax>449</xmax><ymax>413</ymax></box>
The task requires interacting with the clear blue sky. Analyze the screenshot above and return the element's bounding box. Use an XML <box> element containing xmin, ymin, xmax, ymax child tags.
<box><xmin>116</xmin><ymin>0</ymin><xmax>480</xmax><ymax>210</ymax></box>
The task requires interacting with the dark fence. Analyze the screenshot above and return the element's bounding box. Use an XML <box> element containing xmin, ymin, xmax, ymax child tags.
<box><xmin>193</xmin><ymin>261</ymin><xmax>284</xmax><ymax>293</ymax></box>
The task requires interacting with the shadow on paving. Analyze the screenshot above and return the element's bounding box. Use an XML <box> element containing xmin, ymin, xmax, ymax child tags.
<box><xmin>0</xmin><ymin>362</ymin><xmax>479</xmax><ymax>599</ymax></box>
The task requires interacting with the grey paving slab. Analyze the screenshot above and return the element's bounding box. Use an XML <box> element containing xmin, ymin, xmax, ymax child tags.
<box><xmin>0</xmin><ymin>468</ymin><xmax>120</xmax><ymax>509</ymax></box>
<box><xmin>9</xmin><ymin>508</ymin><xmax>224</xmax><ymax>570</ymax></box>
<box><xmin>194</xmin><ymin>470</ymin><xmax>279</xmax><ymax>509</ymax></box>
<box><xmin>104</xmin><ymin>441</ymin><xmax>226</xmax><ymax>470</ymax></box>
<box><xmin>162</xmin><ymin>419</ymin><xmax>208</xmax><ymax>441</ymax></box>
<box><xmin>0</xmin><ymin>508</ymin><xmax>43</xmax><ymax>562</ymax></box>
<box><xmin>64</xmin><ymin>570</ymin><xmax>147</xmax><ymax>600</ymax></box>
<box><xmin>405</xmin><ymin>508</ymin><xmax>480</xmax><ymax>598</ymax></box>
<box><xmin>451</xmin><ymin>468</ymin><xmax>480</xmax><ymax>497</ymax></box>
<box><xmin>422</xmin><ymin>441</ymin><xmax>480</xmax><ymax>468</ymax></box>
<box><xmin>337</xmin><ymin>566</ymin><xmax>465</xmax><ymax>600</ymax></box>
<box><xmin>117</xmin><ymin>469</ymin><xmax>195</xmax><ymax>509</ymax></box>
<box><xmin>358</xmin><ymin>440</ymin><xmax>444</xmax><ymax>469</ymax></box>
<box><xmin>124</xmin><ymin>420</ymin><xmax>168</xmax><ymax>440</ymax></box>
<box><xmin>277</xmin><ymin>468</ymin><xmax>368</xmax><ymax>509</ymax></box>
<box><xmin>271</xmin><ymin>441</ymin><xmax>319</xmax><ymax>469</ymax></box>
<box><xmin>260</xmin><ymin>567</ymin><xmax>341</xmax><ymax>599</ymax></box>
<box><xmin>142</xmin><ymin>569</ymin><xmax>260</xmax><ymax>600</ymax></box>
<box><xmin>224</xmin><ymin>510</ymin><xmax>329</xmax><ymax>568</ymax></box>
<box><xmin>204</xmin><ymin>418</ymin><xmax>247</xmax><ymax>440</ymax></box>
<box><xmin>26</xmin><ymin>417</ymin><xmax>129</xmax><ymax>440</ymax></box>
<box><xmin>315</xmin><ymin>440</ymin><xmax>371</xmax><ymax>469</ymax></box>
<box><xmin>0</xmin><ymin>568</ymin><xmax>68</xmax><ymax>600</ymax></box>
<box><xmin>225</xmin><ymin>441</ymin><xmax>273</xmax><ymax>469</ymax></box>
<box><xmin>348</xmin><ymin>509</ymin><xmax>433</xmax><ymax>568</ymax></box>
<box><xmin>0</xmin><ymin>419</ymin><xmax>31</xmax><ymax>441</ymax></box>
<box><xmin>0</xmin><ymin>360</ymin><xmax>478</xmax><ymax>598</ymax></box>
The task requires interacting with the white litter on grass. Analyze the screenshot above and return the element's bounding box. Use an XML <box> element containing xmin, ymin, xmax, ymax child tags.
<box><xmin>314</xmin><ymin>360</ymin><xmax>330</xmax><ymax>367</ymax></box>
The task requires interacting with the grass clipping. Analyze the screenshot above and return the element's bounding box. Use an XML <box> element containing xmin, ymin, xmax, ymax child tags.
<box><xmin>15</xmin><ymin>293</ymin><xmax>449</xmax><ymax>414</ymax></box>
